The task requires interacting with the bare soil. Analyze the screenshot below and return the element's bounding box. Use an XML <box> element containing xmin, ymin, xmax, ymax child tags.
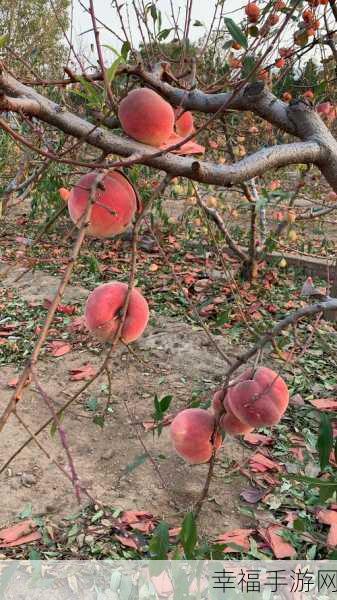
<box><xmin>0</xmin><ymin>267</ymin><xmax>252</xmax><ymax>538</ymax></box>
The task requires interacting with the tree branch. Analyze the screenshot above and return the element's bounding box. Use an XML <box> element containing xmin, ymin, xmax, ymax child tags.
<box><xmin>0</xmin><ymin>70</ymin><xmax>325</xmax><ymax>188</ymax></box>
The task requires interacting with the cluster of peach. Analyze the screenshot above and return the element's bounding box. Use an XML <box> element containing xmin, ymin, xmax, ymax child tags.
<box><xmin>60</xmin><ymin>87</ymin><xmax>290</xmax><ymax>465</ymax></box>
<box><xmin>171</xmin><ymin>367</ymin><xmax>289</xmax><ymax>464</ymax></box>
<box><xmin>60</xmin><ymin>89</ymin><xmax>203</xmax><ymax>345</ymax></box>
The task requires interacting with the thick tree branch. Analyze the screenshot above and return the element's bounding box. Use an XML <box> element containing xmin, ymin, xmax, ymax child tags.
<box><xmin>0</xmin><ymin>70</ymin><xmax>326</xmax><ymax>188</ymax></box>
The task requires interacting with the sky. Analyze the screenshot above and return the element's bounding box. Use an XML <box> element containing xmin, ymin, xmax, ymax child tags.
<box><xmin>72</xmin><ymin>0</ymin><xmax>242</xmax><ymax>59</ymax></box>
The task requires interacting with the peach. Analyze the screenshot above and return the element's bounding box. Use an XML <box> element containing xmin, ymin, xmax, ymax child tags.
<box><xmin>84</xmin><ymin>281</ymin><xmax>149</xmax><ymax>343</ymax></box>
<box><xmin>68</xmin><ymin>171</ymin><xmax>137</xmax><ymax>238</ymax></box>
<box><xmin>212</xmin><ymin>368</ymin><xmax>254</xmax><ymax>417</ymax></box>
<box><xmin>317</xmin><ymin>102</ymin><xmax>333</xmax><ymax>116</ymax></box>
<box><xmin>304</xmin><ymin>89</ymin><xmax>314</xmax><ymax>100</ymax></box>
<box><xmin>212</xmin><ymin>389</ymin><xmax>225</xmax><ymax>416</ymax></box>
<box><xmin>118</xmin><ymin>88</ymin><xmax>175</xmax><ymax>147</ymax></box>
<box><xmin>227</xmin><ymin>366</ymin><xmax>289</xmax><ymax>428</ymax></box>
<box><xmin>220</xmin><ymin>407</ymin><xmax>254</xmax><ymax>435</ymax></box>
<box><xmin>174</xmin><ymin>109</ymin><xmax>195</xmax><ymax>137</ymax></box>
<box><xmin>170</xmin><ymin>408</ymin><xmax>221</xmax><ymax>464</ymax></box>
<box><xmin>268</xmin><ymin>14</ymin><xmax>279</xmax><ymax>26</ymax></box>
<box><xmin>245</xmin><ymin>2</ymin><xmax>260</xmax><ymax>22</ymax></box>
<box><xmin>282</xmin><ymin>91</ymin><xmax>292</xmax><ymax>102</ymax></box>
<box><xmin>59</xmin><ymin>187</ymin><xmax>70</xmax><ymax>202</ymax></box>
<box><xmin>275</xmin><ymin>58</ymin><xmax>286</xmax><ymax>68</ymax></box>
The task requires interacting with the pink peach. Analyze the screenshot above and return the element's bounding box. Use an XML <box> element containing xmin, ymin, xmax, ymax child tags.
<box><xmin>84</xmin><ymin>281</ymin><xmax>149</xmax><ymax>343</ymax></box>
<box><xmin>68</xmin><ymin>171</ymin><xmax>137</xmax><ymax>238</ymax></box>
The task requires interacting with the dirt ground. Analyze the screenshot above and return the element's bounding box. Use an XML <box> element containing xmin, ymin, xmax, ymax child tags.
<box><xmin>0</xmin><ymin>266</ymin><xmax>253</xmax><ymax>538</ymax></box>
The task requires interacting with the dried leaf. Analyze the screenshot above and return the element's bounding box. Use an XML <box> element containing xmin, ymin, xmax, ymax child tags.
<box><xmin>309</xmin><ymin>398</ymin><xmax>337</xmax><ymax>411</ymax></box>
<box><xmin>327</xmin><ymin>525</ymin><xmax>337</xmax><ymax>547</ymax></box>
<box><xmin>217</xmin><ymin>528</ymin><xmax>254</xmax><ymax>553</ymax></box>
<box><xmin>43</xmin><ymin>299</ymin><xmax>77</xmax><ymax>315</ymax></box>
<box><xmin>114</xmin><ymin>534</ymin><xmax>139</xmax><ymax>549</ymax></box>
<box><xmin>264</xmin><ymin>525</ymin><xmax>296</xmax><ymax>559</ymax></box>
<box><xmin>49</xmin><ymin>341</ymin><xmax>71</xmax><ymax>357</ymax></box>
<box><xmin>250</xmin><ymin>453</ymin><xmax>282</xmax><ymax>473</ymax></box>
<box><xmin>69</xmin><ymin>364</ymin><xmax>96</xmax><ymax>381</ymax></box>
<box><xmin>240</xmin><ymin>487</ymin><xmax>267</xmax><ymax>504</ymax></box>
<box><xmin>0</xmin><ymin>519</ymin><xmax>41</xmax><ymax>547</ymax></box>
<box><xmin>121</xmin><ymin>510</ymin><xmax>153</xmax><ymax>525</ymax></box>
<box><xmin>317</xmin><ymin>509</ymin><xmax>337</xmax><ymax>525</ymax></box>
<box><xmin>243</xmin><ymin>433</ymin><xmax>273</xmax><ymax>445</ymax></box>
<box><xmin>68</xmin><ymin>316</ymin><xmax>87</xmax><ymax>333</ymax></box>
<box><xmin>7</xmin><ymin>374</ymin><xmax>31</xmax><ymax>389</ymax></box>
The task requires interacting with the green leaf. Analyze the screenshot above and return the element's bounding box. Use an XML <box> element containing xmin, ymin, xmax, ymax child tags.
<box><xmin>150</xmin><ymin>3</ymin><xmax>157</xmax><ymax>21</ymax></box>
<box><xmin>316</xmin><ymin>413</ymin><xmax>333</xmax><ymax>470</ymax></box>
<box><xmin>224</xmin><ymin>17</ymin><xmax>248</xmax><ymax>50</ymax></box>
<box><xmin>91</xmin><ymin>509</ymin><xmax>104</xmax><ymax>523</ymax></box>
<box><xmin>85</xmin><ymin>397</ymin><xmax>98</xmax><ymax>412</ymax></box>
<box><xmin>106</xmin><ymin>56</ymin><xmax>123</xmax><ymax>84</ymax></box>
<box><xmin>159</xmin><ymin>394</ymin><xmax>172</xmax><ymax>413</ymax></box>
<box><xmin>180</xmin><ymin>512</ymin><xmax>197</xmax><ymax>559</ymax></box>
<box><xmin>0</xmin><ymin>35</ymin><xmax>8</xmax><ymax>49</ymax></box>
<box><xmin>149</xmin><ymin>521</ymin><xmax>169</xmax><ymax>559</ymax></box>
<box><xmin>124</xmin><ymin>453</ymin><xmax>148</xmax><ymax>475</ymax></box>
<box><xmin>50</xmin><ymin>411</ymin><xmax>64</xmax><ymax>437</ymax></box>
<box><xmin>158</xmin><ymin>28</ymin><xmax>172</xmax><ymax>41</ymax></box>
<box><xmin>93</xmin><ymin>415</ymin><xmax>105</xmax><ymax>428</ymax></box>
<box><xmin>121</xmin><ymin>41</ymin><xmax>130</xmax><ymax>60</ymax></box>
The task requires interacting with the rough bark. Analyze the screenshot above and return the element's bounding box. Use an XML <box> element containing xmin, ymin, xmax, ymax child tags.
<box><xmin>0</xmin><ymin>68</ymin><xmax>329</xmax><ymax>189</ymax></box>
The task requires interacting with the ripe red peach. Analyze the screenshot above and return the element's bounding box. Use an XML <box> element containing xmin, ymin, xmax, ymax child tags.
<box><xmin>227</xmin><ymin>367</ymin><xmax>289</xmax><ymax>428</ymax></box>
<box><xmin>118</xmin><ymin>88</ymin><xmax>175</xmax><ymax>147</ymax></box>
<box><xmin>275</xmin><ymin>58</ymin><xmax>286</xmax><ymax>68</ymax></box>
<box><xmin>68</xmin><ymin>171</ymin><xmax>137</xmax><ymax>238</ymax></box>
<box><xmin>245</xmin><ymin>2</ymin><xmax>260</xmax><ymax>22</ymax></box>
<box><xmin>220</xmin><ymin>407</ymin><xmax>254</xmax><ymax>436</ymax></box>
<box><xmin>317</xmin><ymin>102</ymin><xmax>333</xmax><ymax>116</ymax></box>
<box><xmin>170</xmin><ymin>408</ymin><xmax>221</xmax><ymax>464</ymax></box>
<box><xmin>268</xmin><ymin>13</ymin><xmax>279</xmax><ymax>26</ymax></box>
<box><xmin>84</xmin><ymin>281</ymin><xmax>149</xmax><ymax>343</ymax></box>
<box><xmin>174</xmin><ymin>109</ymin><xmax>195</xmax><ymax>137</ymax></box>
<box><xmin>304</xmin><ymin>89</ymin><xmax>314</xmax><ymax>100</ymax></box>
<box><xmin>283</xmin><ymin>91</ymin><xmax>292</xmax><ymax>102</ymax></box>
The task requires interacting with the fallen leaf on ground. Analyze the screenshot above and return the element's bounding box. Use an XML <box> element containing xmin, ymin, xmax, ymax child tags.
<box><xmin>130</xmin><ymin>521</ymin><xmax>155</xmax><ymax>534</ymax></box>
<box><xmin>49</xmin><ymin>341</ymin><xmax>71</xmax><ymax>357</ymax></box>
<box><xmin>260</xmin><ymin>525</ymin><xmax>296</xmax><ymax>559</ymax></box>
<box><xmin>7</xmin><ymin>374</ymin><xmax>31</xmax><ymax>389</ymax></box>
<box><xmin>240</xmin><ymin>487</ymin><xmax>267</xmax><ymax>504</ymax></box>
<box><xmin>43</xmin><ymin>299</ymin><xmax>77</xmax><ymax>315</ymax></box>
<box><xmin>317</xmin><ymin>509</ymin><xmax>337</xmax><ymax>525</ymax></box>
<box><xmin>328</xmin><ymin>526</ymin><xmax>337</xmax><ymax>547</ymax></box>
<box><xmin>250</xmin><ymin>453</ymin><xmax>282</xmax><ymax>473</ymax></box>
<box><xmin>309</xmin><ymin>398</ymin><xmax>337</xmax><ymax>411</ymax></box>
<box><xmin>69</xmin><ymin>364</ymin><xmax>96</xmax><ymax>381</ymax></box>
<box><xmin>317</xmin><ymin>510</ymin><xmax>337</xmax><ymax>547</ymax></box>
<box><xmin>289</xmin><ymin>447</ymin><xmax>304</xmax><ymax>461</ymax></box>
<box><xmin>290</xmin><ymin>393</ymin><xmax>305</xmax><ymax>406</ymax></box>
<box><xmin>217</xmin><ymin>529</ymin><xmax>254</xmax><ymax>553</ymax></box>
<box><xmin>68</xmin><ymin>316</ymin><xmax>87</xmax><ymax>333</ymax></box>
<box><xmin>0</xmin><ymin>519</ymin><xmax>41</xmax><ymax>548</ymax></box>
<box><xmin>121</xmin><ymin>511</ymin><xmax>153</xmax><ymax>525</ymax></box>
<box><xmin>114</xmin><ymin>535</ymin><xmax>139</xmax><ymax>550</ymax></box>
<box><xmin>243</xmin><ymin>433</ymin><xmax>273</xmax><ymax>446</ymax></box>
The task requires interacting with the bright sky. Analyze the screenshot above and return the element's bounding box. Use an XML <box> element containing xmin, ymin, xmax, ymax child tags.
<box><xmin>72</xmin><ymin>0</ymin><xmax>242</xmax><ymax>58</ymax></box>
